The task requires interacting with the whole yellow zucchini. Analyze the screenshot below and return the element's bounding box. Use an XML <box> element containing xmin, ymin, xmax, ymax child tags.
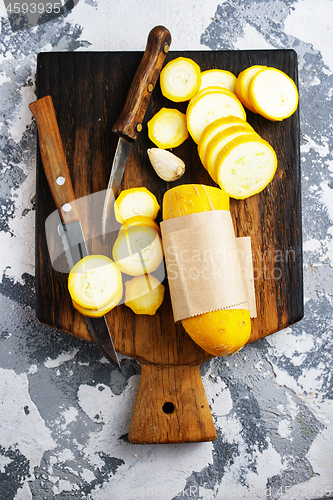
<box><xmin>162</xmin><ymin>184</ymin><xmax>251</xmax><ymax>357</ymax></box>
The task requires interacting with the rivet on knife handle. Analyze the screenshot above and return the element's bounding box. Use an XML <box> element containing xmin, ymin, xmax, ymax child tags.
<box><xmin>112</xmin><ymin>25</ymin><xmax>172</xmax><ymax>142</ymax></box>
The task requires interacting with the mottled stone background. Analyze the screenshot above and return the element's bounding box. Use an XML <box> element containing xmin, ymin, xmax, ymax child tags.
<box><xmin>1</xmin><ymin>1</ymin><xmax>333</xmax><ymax>499</ymax></box>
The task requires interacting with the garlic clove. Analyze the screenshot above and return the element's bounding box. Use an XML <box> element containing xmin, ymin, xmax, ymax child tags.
<box><xmin>147</xmin><ymin>148</ymin><xmax>185</xmax><ymax>182</ymax></box>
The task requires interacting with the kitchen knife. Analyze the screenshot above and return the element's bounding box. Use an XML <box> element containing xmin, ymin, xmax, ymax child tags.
<box><xmin>101</xmin><ymin>25</ymin><xmax>171</xmax><ymax>240</ymax></box>
<box><xmin>29</xmin><ymin>95</ymin><xmax>120</xmax><ymax>368</ymax></box>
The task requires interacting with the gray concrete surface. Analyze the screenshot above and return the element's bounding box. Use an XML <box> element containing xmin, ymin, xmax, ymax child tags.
<box><xmin>1</xmin><ymin>1</ymin><xmax>333</xmax><ymax>499</ymax></box>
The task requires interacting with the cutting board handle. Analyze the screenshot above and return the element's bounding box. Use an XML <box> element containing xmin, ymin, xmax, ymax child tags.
<box><xmin>128</xmin><ymin>364</ymin><xmax>217</xmax><ymax>444</ymax></box>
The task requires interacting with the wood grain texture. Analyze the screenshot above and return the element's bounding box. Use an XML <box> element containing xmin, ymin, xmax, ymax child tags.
<box><xmin>34</xmin><ymin>50</ymin><xmax>303</xmax><ymax>443</ymax></box>
<box><xmin>128</xmin><ymin>364</ymin><xmax>217</xmax><ymax>444</ymax></box>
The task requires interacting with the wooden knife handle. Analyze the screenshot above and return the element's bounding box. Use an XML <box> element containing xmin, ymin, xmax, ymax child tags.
<box><xmin>128</xmin><ymin>364</ymin><xmax>217</xmax><ymax>444</ymax></box>
<box><xmin>112</xmin><ymin>25</ymin><xmax>171</xmax><ymax>141</ymax></box>
<box><xmin>29</xmin><ymin>95</ymin><xmax>78</xmax><ymax>225</ymax></box>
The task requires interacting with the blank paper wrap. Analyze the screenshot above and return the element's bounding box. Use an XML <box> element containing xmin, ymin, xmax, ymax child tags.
<box><xmin>160</xmin><ymin>210</ymin><xmax>257</xmax><ymax>322</ymax></box>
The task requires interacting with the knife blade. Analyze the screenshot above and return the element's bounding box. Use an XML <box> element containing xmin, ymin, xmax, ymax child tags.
<box><xmin>29</xmin><ymin>95</ymin><xmax>120</xmax><ymax>368</ymax></box>
<box><xmin>102</xmin><ymin>25</ymin><xmax>171</xmax><ymax>240</ymax></box>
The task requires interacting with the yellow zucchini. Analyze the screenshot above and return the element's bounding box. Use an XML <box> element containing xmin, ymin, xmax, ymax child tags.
<box><xmin>113</xmin><ymin>224</ymin><xmax>163</xmax><ymax>276</ymax></box>
<box><xmin>215</xmin><ymin>135</ymin><xmax>277</xmax><ymax>199</ymax></box>
<box><xmin>68</xmin><ymin>255</ymin><xmax>122</xmax><ymax>312</ymax></box>
<box><xmin>198</xmin><ymin>116</ymin><xmax>252</xmax><ymax>163</ymax></box>
<box><xmin>160</xmin><ymin>57</ymin><xmax>201</xmax><ymax>102</ymax></box>
<box><xmin>236</xmin><ymin>65</ymin><xmax>266</xmax><ymax>113</ymax></box>
<box><xmin>114</xmin><ymin>187</ymin><xmax>160</xmax><ymax>223</ymax></box>
<box><xmin>199</xmin><ymin>69</ymin><xmax>236</xmax><ymax>94</ymax></box>
<box><xmin>249</xmin><ymin>67</ymin><xmax>299</xmax><ymax>121</ymax></box>
<box><xmin>120</xmin><ymin>215</ymin><xmax>161</xmax><ymax>235</ymax></box>
<box><xmin>162</xmin><ymin>184</ymin><xmax>251</xmax><ymax>357</ymax></box>
<box><xmin>125</xmin><ymin>274</ymin><xmax>165</xmax><ymax>315</ymax></box>
<box><xmin>204</xmin><ymin>126</ymin><xmax>259</xmax><ymax>182</ymax></box>
<box><xmin>186</xmin><ymin>89</ymin><xmax>246</xmax><ymax>144</ymax></box>
<box><xmin>72</xmin><ymin>288</ymin><xmax>123</xmax><ymax>318</ymax></box>
<box><xmin>147</xmin><ymin>107</ymin><xmax>188</xmax><ymax>149</ymax></box>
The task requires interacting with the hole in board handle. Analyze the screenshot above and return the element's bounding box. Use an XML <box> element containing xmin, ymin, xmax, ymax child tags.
<box><xmin>162</xmin><ymin>402</ymin><xmax>175</xmax><ymax>414</ymax></box>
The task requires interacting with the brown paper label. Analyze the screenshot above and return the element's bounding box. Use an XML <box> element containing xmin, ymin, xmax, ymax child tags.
<box><xmin>160</xmin><ymin>211</ymin><xmax>257</xmax><ymax>322</ymax></box>
<box><xmin>236</xmin><ymin>236</ymin><xmax>257</xmax><ymax>318</ymax></box>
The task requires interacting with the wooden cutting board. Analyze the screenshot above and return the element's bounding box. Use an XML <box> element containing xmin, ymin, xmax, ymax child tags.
<box><xmin>34</xmin><ymin>49</ymin><xmax>303</xmax><ymax>444</ymax></box>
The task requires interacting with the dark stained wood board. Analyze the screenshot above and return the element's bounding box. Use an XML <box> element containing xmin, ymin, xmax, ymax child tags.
<box><xmin>34</xmin><ymin>49</ymin><xmax>303</xmax><ymax>444</ymax></box>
